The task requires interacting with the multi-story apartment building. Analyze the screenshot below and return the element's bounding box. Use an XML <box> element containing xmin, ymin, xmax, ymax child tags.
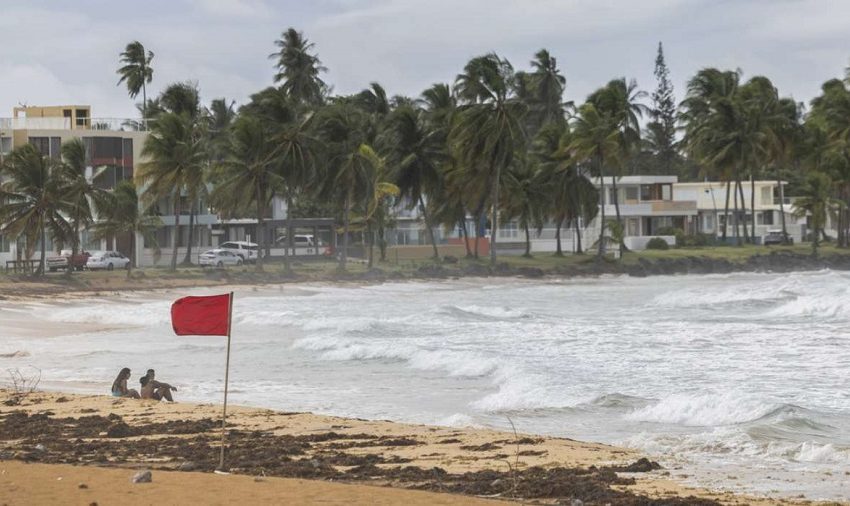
<box><xmin>0</xmin><ymin>105</ymin><xmax>148</xmax><ymax>267</ymax></box>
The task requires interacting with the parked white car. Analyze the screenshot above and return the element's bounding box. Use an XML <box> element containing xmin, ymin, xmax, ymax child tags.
<box><xmin>86</xmin><ymin>251</ymin><xmax>131</xmax><ymax>271</ymax></box>
<box><xmin>199</xmin><ymin>249</ymin><xmax>243</xmax><ymax>268</ymax></box>
<box><xmin>218</xmin><ymin>241</ymin><xmax>260</xmax><ymax>263</ymax></box>
<box><xmin>272</xmin><ymin>234</ymin><xmax>334</xmax><ymax>257</ymax></box>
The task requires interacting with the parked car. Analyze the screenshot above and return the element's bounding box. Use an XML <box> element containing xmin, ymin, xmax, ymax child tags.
<box><xmin>47</xmin><ymin>250</ymin><xmax>91</xmax><ymax>272</ymax></box>
<box><xmin>274</xmin><ymin>234</ymin><xmax>334</xmax><ymax>256</ymax></box>
<box><xmin>86</xmin><ymin>251</ymin><xmax>131</xmax><ymax>271</ymax></box>
<box><xmin>199</xmin><ymin>249</ymin><xmax>243</xmax><ymax>268</ymax></box>
<box><xmin>218</xmin><ymin>241</ymin><xmax>260</xmax><ymax>263</ymax></box>
<box><xmin>764</xmin><ymin>229</ymin><xmax>793</xmax><ymax>245</ymax></box>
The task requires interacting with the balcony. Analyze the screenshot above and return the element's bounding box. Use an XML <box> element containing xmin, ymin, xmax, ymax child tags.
<box><xmin>0</xmin><ymin>117</ymin><xmax>150</xmax><ymax>131</ymax></box>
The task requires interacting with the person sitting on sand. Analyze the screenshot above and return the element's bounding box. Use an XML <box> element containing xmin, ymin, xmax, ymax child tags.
<box><xmin>139</xmin><ymin>369</ymin><xmax>177</xmax><ymax>402</ymax></box>
<box><xmin>111</xmin><ymin>368</ymin><xmax>140</xmax><ymax>398</ymax></box>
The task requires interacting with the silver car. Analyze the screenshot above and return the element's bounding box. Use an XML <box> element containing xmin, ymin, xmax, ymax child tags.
<box><xmin>199</xmin><ymin>249</ymin><xmax>243</xmax><ymax>268</ymax></box>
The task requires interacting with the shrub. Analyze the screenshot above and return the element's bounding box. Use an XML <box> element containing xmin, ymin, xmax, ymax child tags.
<box><xmin>646</xmin><ymin>237</ymin><xmax>669</xmax><ymax>250</ymax></box>
<box><xmin>657</xmin><ymin>227</ymin><xmax>686</xmax><ymax>247</ymax></box>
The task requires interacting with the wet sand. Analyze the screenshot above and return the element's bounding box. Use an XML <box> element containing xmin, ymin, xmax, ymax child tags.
<box><xmin>0</xmin><ymin>390</ymin><xmax>833</xmax><ymax>505</ymax></box>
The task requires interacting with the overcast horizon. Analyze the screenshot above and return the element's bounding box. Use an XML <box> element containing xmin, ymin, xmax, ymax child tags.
<box><xmin>1</xmin><ymin>0</ymin><xmax>848</xmax><ymax>119</ymax></box>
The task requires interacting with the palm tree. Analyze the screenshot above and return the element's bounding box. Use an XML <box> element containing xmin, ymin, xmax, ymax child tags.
<box><xmin>452</xmin><ymin>53</ymin><xmax>527</xmax><ymax>265</ymax></box>
<box><xmin>315</xmin><ymin>104</ymin><xmax>378</xmax><ymax>270</ymax></box>
<box><xmin>793</xmin><ymin>171</ymin><xmax>842</xmax><ymax>256</ymax></box>
<box><xmin>210</xmin><ymin>116</ymin><xmax>282</xmax><ymax>271</ymax></box>
<box><xmin>137</xmin><ymin>112</ymin><xmax>205</xmax><ymax>270</ymax></box>
<box><xmin>270</xmin><ymin>28</ymin><xmax>326</xmax><ymax>105</ymax></box>
<box><xmin>587</xmin><ymin>78</ymin><xmax>648</xmax><ymax>252</ymax></box>
<box><xmin>680</xmin><ymin>68</ymin><xmax>747</xmax><ymax>244</ymax></box>
<box><xmin>570</xmin><ymin>102</ymin><xmax>620</xmax><ymax>258</ymax></box>
<box><xmin>92</xmin><ymin>180</ymin><xmax>162</xmax><ymax>276</ymax></box>
<box><xmin>58</xmin><ymin>139</ymin><xmax>109</xmax><ymax>258</ymax></box>
<box><xmin>503</xmin><ymin>163</ymin><xmax>545</xmax><ymax>257</ymax></box>
<box><xmin>117</xmin><ymin>41</ymin><xmax>154</xmax><ymax>121</ymax></box>
<box><xmin>0</xmin><ymin>145</ymin><xmax>72</xmax><ymax>275</ymax></box>
<box><xmin>384</xmin><ymin>105</ymin><xmax>445</xmax><ymax>259</ymax></box>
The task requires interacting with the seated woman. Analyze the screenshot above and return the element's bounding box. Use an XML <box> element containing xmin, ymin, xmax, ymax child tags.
<box><xmin>139</xmin><ymin>369</ymin><xmax>176</xmax><ymax>402</ymax></box>
<box><xmin>111</xmin><ymin>368</ymin><xmax>140</xmax><ymax>398</ymax></box>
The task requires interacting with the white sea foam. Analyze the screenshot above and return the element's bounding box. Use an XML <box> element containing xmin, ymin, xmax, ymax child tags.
<box><xmin>624</xmin><ymin>392</ymin><xmax>777</xmax><ymax>426</ymax></box>
<box><xmin>436</xmin><ymin>413</ymin><xmax>482</xmax><ymax>428</ymax></box>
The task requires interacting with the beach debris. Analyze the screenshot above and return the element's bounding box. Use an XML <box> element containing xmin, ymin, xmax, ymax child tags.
<box><xmin>55</xmin><ymin>396</ymin><xmax>69</xmax><ymax>403</ymax></box>
<box><xmin>78</xmin><ymin>483</ymin><xmax>88</xmax><ymax>489</ymax></box>
<box><xmin>34</xmin><ymin>444</ymin><xmax>45</xmax><ymax>452</ymax></box>
<box><xmin>106</xmin><ymin>422</ymin><xmax>133</xmax><ymax>438</ymax></box>
<box><xmin>177</xmin><ymin>461</ymin><xmax>197</xmax><ymax>472</ymax></box>
<box><xmin>459</xmin><ymin>442</ymin><xmax>501</xmax><ymax>452</ymax></box>
<box><xmin>131</xmin><ymin>470</ymin><xmax>152</xmax><ymax>483</ymax></box>
<box><xmin>609</xmin><ymin>458</ymin><xmax>662</xmax><ymax>473</ymax></box>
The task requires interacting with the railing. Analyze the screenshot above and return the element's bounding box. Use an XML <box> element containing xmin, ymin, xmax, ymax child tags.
<box><xmin>0</xmin><ymin>117</ymin><xmax>150</xmax><ymax>131</ymax></box>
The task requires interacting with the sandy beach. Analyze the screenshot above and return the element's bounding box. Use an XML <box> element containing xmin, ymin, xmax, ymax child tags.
<box><xmin>0</xmin><ymin>390</ymin><xmax>837</xmax><ymax>505</ymax></box>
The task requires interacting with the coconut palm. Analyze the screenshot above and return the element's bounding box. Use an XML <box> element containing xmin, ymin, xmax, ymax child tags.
<box><xmin>384</xmin><ymin>105</ymin><xmax>445</xmax><ymax>259</ymax></box>
<box><xmin>503</xmin><ymin>163</ymin><xmax>545</xmax><ymax>257</ymax></box>
<box><xmin>793</xmin><ymin>171</ymin><xmax>843</xmax><ymax>256</ymax></box>
<box><xmin>587</xmin><ymin>78</ymin><xmax>648</xmax><ymax>252</ymax></box>
<box><xmin>137</xmin><ymin>112</ymin><xmax>205</xmax><ymax>270</ymax></box>
<box><xmin>117</xmin><ymin>41</ymin><xmax>154</xmax><ymax>120</ymax></box>
<box><xmin>569</xmin><ymin>102</ymin><xmax>620</xmax><ymax>258</ymax></box>
<box><xmin>58</xmin><ymin>139</ymin><xmax>110</xmax><ymax>258</ymax></box>
<box><xmin>270</xmin><ymin>28</ymin><xmax>327</xmax><ymax>105</ymax></box>
<box><xmin>92</xmin><ymin>180</ymin><xmax>162</xmax><ymax>276</ymax></box>
<box><xmin>0</xmin><ymin>144</ymin><xmax>72</xmax><ymax>275</ymax></box>
<box><xmin>315</xmin><ymin>103</ymin><xmax>379</xmax><ymax>270</ymax></box>
<box><xmin>452</xmin><ymin>53</ymin><xmax>527</xmax><ymax>265</ymax></box>
<box><xmin>210</xmin><ymin>116</ymin><xmax>282</xmax><ymax>271</ymax></box>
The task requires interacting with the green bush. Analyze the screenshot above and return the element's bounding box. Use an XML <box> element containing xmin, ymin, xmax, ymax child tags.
<box><xmin>657</xmin><ymin>227</ymin><xmax>686</xmax><ymax>247</ymax></box>
<box><xmin>646</xmin><ymin>237</ymin><xmax>670</xmax><ymax>250</ymax></box>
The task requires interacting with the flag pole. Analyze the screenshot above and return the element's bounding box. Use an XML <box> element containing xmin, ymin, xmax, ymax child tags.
<box><xmin>218</xmin><ymin>291</ymin><xmax>234</xmax><ymax>471</ymax></box>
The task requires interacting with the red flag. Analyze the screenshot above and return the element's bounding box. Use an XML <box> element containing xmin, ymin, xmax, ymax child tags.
<box><xmin>171</xmin><ymin>294</ymin><xmax>231</xmax><ymax>336</ymax></box>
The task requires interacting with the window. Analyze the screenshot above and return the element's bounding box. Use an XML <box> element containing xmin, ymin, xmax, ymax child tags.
<box><xmin>499</xmin><ymin>222</ymin><xmax>518</xmax><ymax>238</ymax></box>
<box><xmin>29</xmin><ymin>136</ymin><xmax>63</xmax><ymax>159</ymax></box>
<box><xmin>0</xmin><ymin>136</ymin><xmax>11</xmax><ymax>154</ymax></box>
<box><xmin>625</xmin><ymin>187</ymin><xmax>638</xmax><ymax>201</ymax></box>
<box><xmin>758</xmin><ymin>212</ymin><xmax>774</xmax><ymax>225</ymax></box>
<box><xmin>0</xmin><ymin>234</ymin><xmax>9</xmax><ymax>253</ymax></box>
<box><xmin>661</xmin><ymin>184</ymin><xmax>672</xmax><ymax>201</ymax></box>
<box><xmin>640</xmin><ymin>185</ymin><xmax>653</xmax><ymax>201</ymax></box>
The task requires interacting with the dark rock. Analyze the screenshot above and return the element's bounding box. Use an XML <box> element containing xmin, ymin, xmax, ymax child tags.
<box><xmin>610</xmin><ymin>457</ymin><xmax>662</xmax><ymax>473</ymax></box>
<box><xmin>517</xmin><ymin>267</ymin><xmax>544</xmax><ymax>278</ymax></box>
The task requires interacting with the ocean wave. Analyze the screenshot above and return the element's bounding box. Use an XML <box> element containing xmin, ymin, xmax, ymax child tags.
<box><xmin>765</xmin><ymin>291</ymin><xmax>850</xmax><ymax>318</ymax></box>
<box><xmin>583</xmin><ymin>393</ymin><xmax>652</xmax><ymax>409</ymax></box>
<box><xmin>440</xmin><ymin>304</ymin><xmax>531</xmax><ymax>320</ymax></box>
<box><xmin>435</xmin><ymin>413</ymin><xmax>481</xmax><ymax>428</ymax></box>
<box><xmin>624</xmin><ymin>392</ymin><xmax>778</xmax><ymax>426</ymax></box>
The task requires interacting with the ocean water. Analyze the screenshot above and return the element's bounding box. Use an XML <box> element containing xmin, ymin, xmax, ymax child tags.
<box><xmin>1</xmin><ymin>271</ymin><xmax>849</xmax><ymax>500</ymax></box>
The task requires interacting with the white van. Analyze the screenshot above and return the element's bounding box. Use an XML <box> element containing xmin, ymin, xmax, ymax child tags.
<box><xmin>218</xmin><ymin>241</ymin><xmax>260</xmax><ymax>263</ymax></box>
<box><xmin>273</xmin><ymin>234</ymin><xmax>333</xmax><ymax>257</ymax></box>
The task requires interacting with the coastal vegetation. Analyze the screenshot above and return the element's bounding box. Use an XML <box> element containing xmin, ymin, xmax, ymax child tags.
<box><xmin>3</xmin><ymin>31</ymin><xmax>850</xmax><ymax>275</ymax></box>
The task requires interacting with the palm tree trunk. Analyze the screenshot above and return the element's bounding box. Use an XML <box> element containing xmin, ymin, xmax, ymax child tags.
<box><xmin>597</xmin><ymin>159</ymin><xmax>606</xmax><ymax>259</ymax></box>
<box><xmin>340</xmin><ymin>190</ymin><xmax>351</xmax><ymax>271</ymax></box>
<box><xmin>460</xmin><ymin>218</ymin><xmax>472</xmax><ymax>258</ymax></box>
<box><xmin>489</xmin><ymin>164</ymin><xmax>501</xmax><ymax>266</ymax></box>
<box><xmin>732</xmin><ymin>178</ymin><xmax>740</xmax><ymax>246</ymax></box>
<box><xmin>473</xmin><ymin>210</ymin><xmax>482</xmax><ymax>259</ymax></box>
<box><xmin>611</xmin><ymin>175</ymin><xmax>625</xmax><ymax>254</ymax></box>
<box><xmin>523</xmin><ymin>222</ymin><xmax>531</xmax><ymax>257</ymax></box>
<box><xmin>183</xmin><ymin>204</ymin><xmax>195</xmax><ymax>265</ymax></box>
<box><xmin>142</xmin><ymin>82</ymin><xmax>147</xmax><ymax>126</ymax></box>
<box><xmin>778</xmin><ymin>168</ymin><xmax>788</xmax><ymax>244</ymax></box>
<box><xmin>574</xmin><ymin>217</ymin><xmax>584</xmax><ymax>254</ymax></box>
<box><xmin>722</xmin><ymin>179</ymin><xmax>731</xmax><ymax>241</ymax></box>
<box><xmin>554</xmin><ymin>216</ymin><xmax>563</xmax><ymax>257</ymax></box>
<box><xmin>39</xmin><ymin>216</ymin><xmax>46</xmax><ymax>276</ymax></box>
<box><xmin>127</xmin><ymin>232</ymin><xmax>134</xmax><ymax>279</ymax></box>
<box><xmin>737</xmin><ymin>178</ymin><xmax>749</xmax><ymax>243</ymax></box>
<box><xmin>171</xmin><ymin>194</ymin><xmax>181</xmax><ymax>271</ymax></box>
<box><xmin>255</xmin><ymin>184</ymin><xmax>265</xmax><ymax>271</ymax></box>
<box><xmin>418</xmin><ymin>196</ymin><xmax>439</xmax><ymax>260</ymax></box>
<box><xmin>284</xmin><ymin>195</ymin><xmax>293</xmax><ymax>274</ymax></box>
<box><xmin>750</xmin><ymin>174</ymin><xmax>756</xmax><ymax>243</ymax></box>
<box><xmin>378</xmin><ymin>219</ymin><xmax>388</xmax><ymax>262</ymax></box>
<box><xmin>367</xmin><ymin>222</ymin><xmax>374</xmax><ymax>268</ymax></box>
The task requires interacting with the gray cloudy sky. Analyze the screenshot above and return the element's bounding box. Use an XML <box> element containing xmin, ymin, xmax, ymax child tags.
<box><xmin>0</xmin><ymin>0</ymin><xmax>848</xmax><ymax>119</ymax></box>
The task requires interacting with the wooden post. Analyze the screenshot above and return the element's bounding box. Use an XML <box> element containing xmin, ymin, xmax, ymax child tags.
<box><xmin>218</xmin><ymin>291</ymin><xmax>234</xmax><ymax>471</ymax></box>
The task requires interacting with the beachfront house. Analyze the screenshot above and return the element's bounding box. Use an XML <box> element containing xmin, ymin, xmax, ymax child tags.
<box><xmin>673</xmin><ymin>180</ymin><xmax>806</xmax><ymax>243</ymax></box>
